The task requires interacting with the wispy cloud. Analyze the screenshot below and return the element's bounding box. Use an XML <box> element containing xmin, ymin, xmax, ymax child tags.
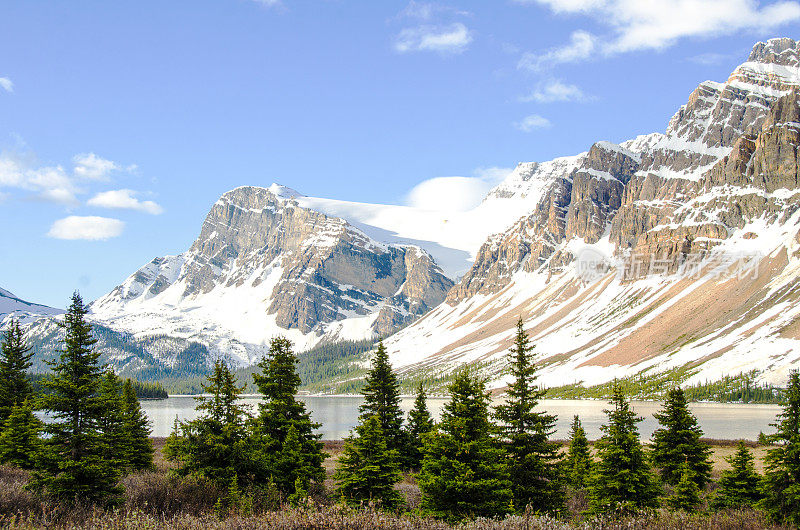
<box><xmin>0</xmin><ymin>78</ymin><xmax>13</xmax><ymax>93</ymax></box>
<box><xmin>251</xmin><ymin>0</ymin><xmax>283</xmax><ymax>8</ymax></box>
<box><xmin>0</xmin><ymin>151</ymin><xmax>78</xmax><ymax>205</ymax></box>
<box><xmin>73</xmin><ymin>153</ymin><xmax>119</xmax><ymax>181</ymax></box>
<box><xmin>87</xmin><ymin>189</ymin><xmax>164</xmax><ymax>215</ymax></box>
<box><xmin>515</xmin><ymin>114</ymin><xmax>552</xmax><ymax>132</ymax></box>
<box><xmin>47</xmin><ymin>216</ymin><xmax>125</xmax><ymax>241</ymax></box>
<box><xmin>394</xmin><ymin>23</ymin><xmax>473</xmax><ymax>54</ymax></box>
<box><xmin>687</xmin><ymin>51</ymin><xmax>735</xmax><ymax>65</ymax></box>
<box><xmin>517</xmin><ymin>0</ymin><xmax>800</xmax><ymax>68</ymax></box>
<box><xmin>520</xmin><ymin>79</ymin><xmax>590</xmax><ymax>103</ymax></box>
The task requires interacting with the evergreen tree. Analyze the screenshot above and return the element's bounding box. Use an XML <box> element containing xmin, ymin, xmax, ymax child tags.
<box><xmin>31</xmin><ymin>292</ymin><xmax>122</xmax><ymax>504</ymax></box>
<box><xmin>121</xmin><ymin>379</ymin><xmax>154</xmax><ymax>471</ymax></box>
<box><xmin>164</xmin><ymin>360</ymin><xmax>255</xmax><ymax>494</ymax></box>
<box><xmin>494</xmin><ymin>318</ymin><xmax>563</xmax><ymax>514</ymax></box>
<box><xmin>251</xmin><ymin>337</ymin><xmax>325</xmax><ymax>496</ymax></box>
<box><xmin>564</xmin><ymin>415</ymin><xmax>592</xmax><ymax>490</ymax></box>
<box><xmin>651</xmin><ymin>387</ymin><xmax>712</xmax><ymax>488</ymax></box>
<box><xmin>667</xmin><ymin>461</ymin><xmax>701</xmax><ymax>512</ymax></box>
<box><xmin>0</xmin><ymin>319</ymin><xmax>34</xmax><ymax>424</ymax></box>
<box><xmin>418</xmin><ymin>369</ymin><xmax>513</xmax><ymax>521</ymax></box>
<box><xmin>96</xmin><ymin>371</ymin><xmax>129</xmax><ymax>471</ymax></box>
<box><xmin>587</xmin><ymin>381</ymin><xmax>659</xmax><ymax>514</ymax></box>
<box><xmin>359</xmin><ymin>341</ymin><xmax>407</xmax><ymax>463</ymax></box>
<box><xmin>406</xmin><ymin>382</ymin><xmax>434</xmax><ymax>470</ymax></box>
<box><xmin>759</xmin><ymin>370</ymin><xmax>800</xmax><ymax>525</ymax></box>
<box><xmin>334</xmin><ymin>414</ymin><xmax>403</xmax><ymax>510</ymax></box>
<box><xmin>0</xmin><ymin>398</ymin><xmax>41</xmax><ymax>468</ymax></box>
<box><xmin>712</xmin><ymin>441</ymin><xmax>762</xmax><ymax>509</ymax></box>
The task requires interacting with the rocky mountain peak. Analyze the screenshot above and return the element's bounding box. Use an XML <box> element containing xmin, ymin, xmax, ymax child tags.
<box><xmin>748</xmin><ymin>37</ymin><xmax>800</xmax><ymax>66</ymax></box>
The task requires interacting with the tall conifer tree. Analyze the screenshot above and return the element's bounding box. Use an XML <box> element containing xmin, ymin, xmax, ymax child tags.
<box><xmin>96</xmin><ymin>371</ymin><xmax>129</xmax><ymax>471</ymax></box>
<box><xmin>359</xmin><ymin>341</ymin><xmax>407</xmax><ymax>461</ymax></box>
<box><xmin>494</xmin><ymin>318</ymin><xmax>563</xmax><ymax>514</ymax></box>
<box><xmin>651</xmin><ymin>387</ymin><xmax>712</xmax><ymax>488</ymax></box>
<box><xmin>121</xmin><ymin>379</ymin><xmax>154</xmax><ymax>471</ymax></box>
<box><xmin>564</xmin><ymin>415</ymin><xmax>592</xmax><ymax>490</ymax></box>
<box><xmin>759</xmin><ymin>370</ymin><xmax>800</xmax><ymax>525</ymax></box>
<box><xmin>0</xmin><ymin>398</ymin><xmax>41</xmax><ymax>468</ymax></box>
<box><xmin>712</xmin><ymin>441</ymin><xmax>762</xmax><ymax>509</ymax></box>
<box><xmin>0</xmin><ymin>319</ymin><xmax>34</xmax><ymax>424</ymax></box>
<box><xmin>418</xmin><ymin>369</ymin><xmax>513</xmax><ymax>521</ymax></box>
<box><xmin>587</xmin><ymin>381</ymin><xmax>659</xmax><ymax>514</ymax></box>
<box><xmin>31</xmin><ymin>292</ymin><xmax>122</xmax><ymax>504</ymax></box>
<box><xmin>406</xmin><ymin>382</ymin><xmax>434</xmax><ymax>470</ymax></box>
<box><xmin>252</xmin><ymin>337</ymin><xmax>325</xmax><ymax>495</ymax></box>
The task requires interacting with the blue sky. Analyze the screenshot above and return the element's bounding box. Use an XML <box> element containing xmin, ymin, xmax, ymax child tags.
<box><xmin>1</xmin><ymin>0</ymin><xmax>798</xmax><ymax>308</ymax></box>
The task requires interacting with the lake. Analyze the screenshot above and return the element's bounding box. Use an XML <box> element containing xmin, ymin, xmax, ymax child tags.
<box><xmin>141</xmin><ymin>396</ymin><xmax>782</xmax><ymax>440</ymax></box>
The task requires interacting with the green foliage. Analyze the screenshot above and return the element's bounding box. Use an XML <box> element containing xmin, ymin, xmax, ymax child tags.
<box><xmin>712</xmin><ymin>441</ymin><xmax>762</xmax><ymax>509</ymax></box>
<box><xmin>651</xmin><ymin>387</ymin><xmax>713</xmax><ymax>488</ymax></box>
<box><xmin>494</xmin><ymin>319</ymin><xmax>563</xmax><ymax>514</ymax></box>
<box><xmin>587</xmin><ymin>381</ymin><xmax>659</xmax><ymax>514</ymax></box>
<box><xmin>418</xmin><ymin>369</ymin><xmax>513</xmax><ymax>521</ymax></box>
<box><xmin>406</xmin><ymin>382</ymin><xmax>434</xmax><ymax>470</ymax></box>
<box><xmin>251</xmin><ymin>337</ymin><xmax>326</xmax><ymax>496</ymax></box>
<box><xmin>334</xmin><ymin>414</ymin><xmax>403</xmax><ymax>510</ymax></box>
<box><xmin>359</xmin><ymin>341</ymin><xmax>408</xmax><ymax>464</ymax></box>
<box><xmin>683</xmin><ymin>371</ymin><xmax>783</xmax><ymax>404</ymax></box>
<box><xmin>759</xmin><ymin>370</ymin><xmax>800</xmax><ymax>525</ymax></box>
<box><xmin>563</xmin><ymin>415</ymin><xmax>592</xmax><ymax>490</ymax></box>
<box><xmin>31</xmin><ymin>292</ymin><xmax>123</xmax><ymax>505</ymax></box>
<box><xmin>0</xmin><ymin>319</ymin><xmax>34</xmax><ymax>424</ymax></box>
<box><xmin>127</xmin><ymin>379</ymin><xmax>168</xmax><ymax>399</ymax></box>
<box><xmin>0</xmin><ymin>398</ymin><xmax>41</xmax><ymax>469</ymax></box>
<box><xmin>164</xmin><ymin>360</ymin><xmax>255</xmax><ymax>498</ymax></box>
<box><xmin>122</xmin><ymin>379</ymin><xmax>155</xmax><ymax>471</ymax></box>
<box><xmin>667</xmin><ymin>462</ymin><xmax>701</xmax><ymax>512</ymax></box>
<box><xmin>96</xmin><ymin>371</ymin><xmax>130</xmax><ymax>471</ymax></box>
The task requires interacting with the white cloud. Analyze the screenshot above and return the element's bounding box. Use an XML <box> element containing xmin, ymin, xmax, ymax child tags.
<box><xmin>520</xmin><ymin>79</ymin><xmax>590</xmax><ymax>102</ymax></box>
<box><xmin>47</xmin><ymin>216</ymin><xmax>124</xmax><ymax>241</ymax></box>
<box><xmin>518</xmin><ymin>0</ymin><xmax>800</xmax><ymax>67</ymax></box>
<box><xmin>405</xmin><ymin>167</ymin><xmax>513</xmax><ymax>212</ymax></box>
<box><xmin>0</xmin><ymin>78</ymin><xmax>12</xmax><ymax>93</ymax></box>
<box><xmin>73</xmin><ymin>153</ymin><xmax>119</xmax><ymax>181</ymax></box>
<box><xmin>87</xmin><ymin>189</ymin><xmax>164</xmax><ymax>215</ymax></box>
<box><xmin>518</xmin><ymin>30</ymin><xmax>596</xmax><ymax>71</ymax></box>
<box><xmin>0</xmin><ymin>151</ymin><xmax>78</xmax><ymax>205</ymax></box>
<box><xmin>394</xmin><ymin>23</ymin><xmax>473</xmax><ymax>54</ymax></box>
<box><xmin>515</xmin><ymin>114</ymin><xmax>552</xmax><ymax>132</ymax></box>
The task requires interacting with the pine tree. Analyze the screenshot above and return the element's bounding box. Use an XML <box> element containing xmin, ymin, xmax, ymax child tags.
<box><xmin>494</xmin><ymin>318</ymin><xmax>563</xmax><ymax>514</ymax></box>
<box><xmin>334</xmin><ymin>414</ymin><xmax>403</xmax><ymax>510</ymax></box>
<box><xmin>122</xmin><ymin>379</ymin><xmax>154</xmax><ymax>471</ymax></box>
<box><xmin>0</xmin><ymin>398</ymin><xmax>41</xmax><ymax>468</ymax></box>
<box><xmin>251</xmin><ymin>337</ymin><xmax>325</xmax><ymax>496</ymax></box>
<box><xmin>418</xmin><ymin>369</ymin><xmax>513</xmax><ymax>521</ymax></box>
<box><xmin>587</xmin><ymin>381</ymin><xmax>659</xmax><ymax>514</ymax></box>
<box><xmin>667</xmin><ymin>461</ymin><xmax>701</xmax><ymax>512</ymax></box>
<box><xmin>564</xmin><ymin>415</ymin><xmax>592</xmax><ymax>490</ymax></box>
<box><xmin>164</xmin><ymin>360</ymin><xmax>255</xmax><ymax>495</ymax></box>
<box><xmin>759</xmin><ymin>370</ymin><xmax>800</xmax><ymax>524</ymax></box>
<box><xmin>96</xmin><ymin>371</ymin><xmax>129</xmax><ymax>471</ymax></box>
<box><xmin>31</xmin><ymin>293</ymin><xmax>122</xmax><ymax>504</ymax></box>
<box><xmin>0</xmin><ymin>319</ymin><xmax>34</xmax><ymax>424</ymax></box>
<box><xmin>651</xmin><ymin>387</ymin><xmax>712</xmax><ymax>488</ymax></box>
<box><xmin>359</xmin><ymin>341</ymin><xmax>407</xmax><ymax>463</ymax></box>
<box><xmin>406</xmin><ymin>382</ymin><xmax>434</xmax><ymax>470</ymax></box>
<box><xmin>712</xmin><ymin>441</ymin><xmax>762</xmax><ymax>509</ymax></box>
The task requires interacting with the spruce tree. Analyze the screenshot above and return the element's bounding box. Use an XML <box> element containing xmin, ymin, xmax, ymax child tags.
<box><xmin>564</xmin><ymin>415</ymin><xmax>593</xmax><ymax>490</ymax></box>
<box><xmin>97</xmin><ymin>371</ymin><xmax>130</xmax><ymax>471</ymax></box>
<box><xmin>164</xmin><ymin>360</ymin><xmax>255</xmax><ymax>494</ymax></box>
<box><xmin>494</xmin><ymin>318</ymin><xmax>563</xmax><ymax>514</ymax></box>
<box><xmin>587</xmin><ymin>381</ymin><xmax>659</xmax><ymax>514</ymax></box>
<box><xmin>334</xmin><ymin>414</ymin><xmax>403</xmax><ymax>510</ymax></box>
<box><xmin>667</xmin><ymin>461</ymin><xmax>701</xmax><ymax>512</ymax></box>
<box><xmin>759</xmin><ymin>370</ymin><xmax>800</xmax><ymax>524</ymax></box>
<box><xmin>418</xmin><ymin>369</ymin><xmax>513</xmax><ymax>521</ymax></box>
<box><xmin>122</xmin><ymin>379</ymin><xmax>154</xmax><ymax>471</ymax></box>
<box><xmin>252</xmin><ymin>337</ymin><xmax>325</xmax><ymax>496</ymax></box>
<box><xmin>651</xmin><ymin>387</ymin><xmax>712</xmax><ymax>488</ymax></box>
<box><xmin>31</xmin><ymin>292</ymin><xmax>122</xmax><ymax>504</ymax></box>
<box><xmin>0</xmin><ymin>319</ymin><xmax>34</xmax><ymax>424</ymax></box>
<box><xmin>711</xmin><ymin>441</ymin><xmax>762</xmax><ymax>509</ymax></box>
<box><xmin>406</xmin><ymin>382</ymin><xmax>434</xmax><ymax>470</ymax></box>
<box><xmin>0</xmin><ymin>398</ymin><xmax>41</xmax><ymax>468</ymax></box>
<box><xmin>359</xmin><ymin>341</ymin><xmax>407</xmax><ymax>463</ymax></box>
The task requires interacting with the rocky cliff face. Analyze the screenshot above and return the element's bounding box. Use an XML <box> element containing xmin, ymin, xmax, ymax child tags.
<box><xmin>92</xmin><ymin>185</ymin><xmax>452</xmax><ymax>363</ymax></box>
<box><xmin>385</xmin><ymin>38</ymin><xmax>800</xmax><ymax>391</ymax></box>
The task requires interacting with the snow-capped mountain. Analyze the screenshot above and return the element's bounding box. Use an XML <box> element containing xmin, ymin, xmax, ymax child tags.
<box><xmin>0</xmin><ymin>287</ymin><xmax>62</xmax><ymax>324</ymax></box>
<box><xmin>384</xmin><ymin>37</ymin><xmax>800</xmax><ymax>390</ymax></box>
